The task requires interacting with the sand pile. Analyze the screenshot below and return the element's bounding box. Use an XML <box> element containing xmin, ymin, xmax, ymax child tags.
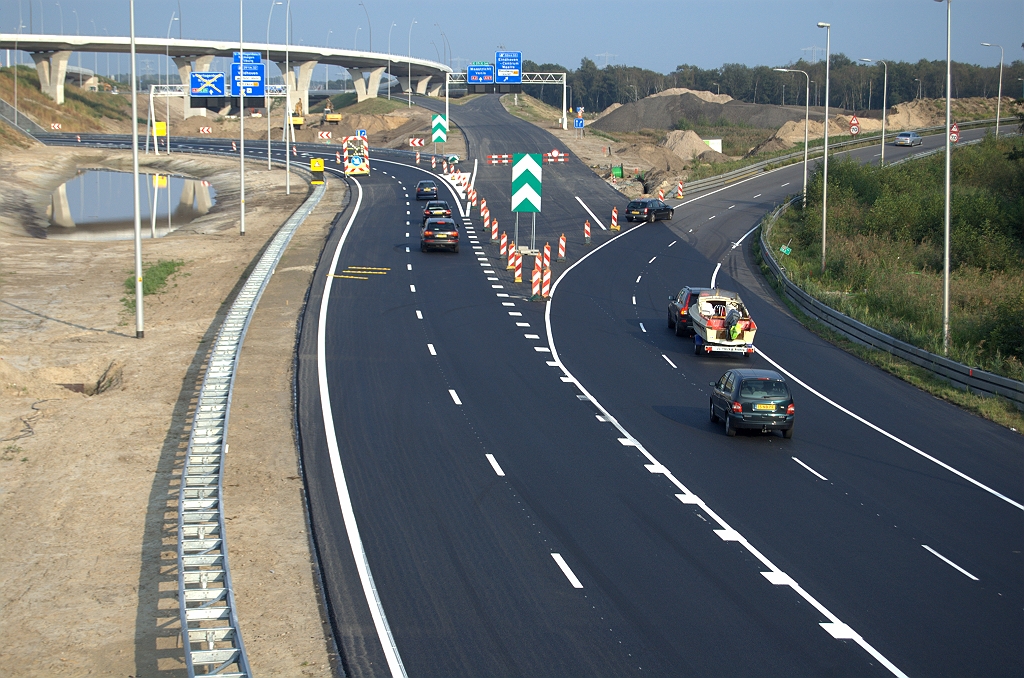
<box><xmin>886</xmin><ymin>99</ymin><xmax>945</xmax><ymax>129</ymax></box>
<box><xmin>614</xmin><ymin>143</ymin><xmax>687</xmax><ymax>171</ymax></box>
<box><xmin>595</xmin><ymin>102</ymin><xmax>622</xmax><ymax>119</ymax></box>
<box><xmin>662</xmin><ymin>129</ymin><xmax>716</xmax><ymax>162</ymax></box>
<box><xmin>651</xmin><ymin>88</ymin><xmax>733</xmax><ymax>104</ymax></box>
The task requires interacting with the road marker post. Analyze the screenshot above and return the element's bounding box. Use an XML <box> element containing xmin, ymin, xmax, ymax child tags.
<box><xmin>533</xmin><ymin>251</ymin><xmax>543</xmax><ymax>277</ymax></box>
<box><xmin>336</xmin><ymin>151</ymin><xmax>341</xmax><ymax>164</ymax></box>
<box><xmin>658</xmin><ymin>188</ymin><xmax>665</xmax><ymax>200</ymax></box>
<box><xmin>500</xmin><ymin>231</ymin><xmax>508</xmax><ymax>256</ymax></box>
<box><xmin>530</xmin><ymin>267</ymin><xmax>542</xmax><ymax>299</ymax></box>
<box><xmin>507</xmin><ymin>241</ymin><xmax>516</xmax><ymax>270</ymax></box>
<box><xmin>557</xmin><ymin>234</ymin><xmax>566</xmax><ymax>262</ymax></box>
<box><xmin>676</xmin><ymin>180</ymin><xmax>685</xmax><ymax>198</ymax></box>
<box><xmin>491</xmin><ymin>217</ymin><xmax>499</xmax><ymax>243</ymax></box>
<box><xmin>543</xmin><ymin>242</ymin><xmax>551</xmax><ymax>270</ymax></box>
<box><xmin>232</xmin><ymin>140</ymin><xmax>237</xmax><ymax>152</ymax></box>
<box><xmin>584</xmin><ymin>220</ymin><xmax>592</xmax><ymax>245</ymax></box>
<box><xmin>416</xmin><ymin>151</ymin><xmax>420</xmax><ymax>164</ymax></box>
<box><xmin>431</xmin><ymin>155</ymin><xmax>437</xmax><ymax>169</ymax></box>
<box><xmin>542</xmin><ymin>267</ymin><xmax>552</xmax><ymax>298</ymax></box>
<box><xmin>515</xmin><ymin>252</ymin><xmax>523</xmax><ymax>283</ymax></box>
<box><xmin>443</xmin><ymin>160</ymin><xmax>449</xmax><ymax>173</ymax></box>
<box><xmin>610</xmin><ymin>207</ymin><xmax>619</xmax><ymax>231</ymax></box>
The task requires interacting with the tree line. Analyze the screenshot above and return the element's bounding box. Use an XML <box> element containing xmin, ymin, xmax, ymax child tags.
<box><xmin>520</xmin><ymin>55</ymin><xmax>1024</xmax><ymax>116</ymax></box>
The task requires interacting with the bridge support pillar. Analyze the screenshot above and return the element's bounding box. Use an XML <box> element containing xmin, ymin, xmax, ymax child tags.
<box><xmin>173</xmin><ymin>55</ymin><xmax>214</xmax><ymax>119</ymax></box>
<box><xmin>364</xmin><ymin>67</ymin><xmax>386</xmax><ymax>101</ymax></box>
<box><xmin>31</xmin><ymin>50</ymin><xmax>72</xmax><ymax>104</ymax></box>
<box><xmin>293</xmin><ymin>60</ymin><xmax>317</xmax><ymax>117</ymax></box>
<box><xmin>415</xmin><ymin>75</ymin><xmax>432</xmax><ymax>95</ymax></box>
<box><xmin>427</xmin><ymin>82</ymin><xmax>442</xmax><ymax>97</ymax></box>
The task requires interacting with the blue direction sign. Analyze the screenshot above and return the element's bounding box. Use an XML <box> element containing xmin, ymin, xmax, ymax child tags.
<box><xmin>495</xmin><ymin>51</ymin><xmax>522</xmax><ymax>84</ymax></box>
<box><xmin>233</xmin><ymin>51</ymin><xmax>261</xmax><ymax>64</ymax></box>
<box><xmin>573</xmin><ymin>117</ymin><xmax>584</xmax><ymax>129</ymax></box>
<box><xmin>467</xmin><ymin>64</ymin><xmax>494</xmax><ymax>84</ymax></box>
<box><xmin>230</xmin><ymin>62</ymin><xmax>265</xmax><ymax>97</ymax></box>
<box><xmin>190</xmin><ymin>71</ymin><xmax>226</xmax><ymax>97</ymax></box>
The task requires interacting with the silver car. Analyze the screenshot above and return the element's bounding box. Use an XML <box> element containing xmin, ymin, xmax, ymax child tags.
<box><xmin>894</xmin><ymin>131</ymin><xmax>923</xmax><ymax>146</ymax></box>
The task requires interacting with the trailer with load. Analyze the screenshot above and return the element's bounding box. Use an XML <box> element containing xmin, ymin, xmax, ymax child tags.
<box><xmin>688</xmin><ymin>289</ymin><xmax>757</xmax><ymax>355</ymax></box>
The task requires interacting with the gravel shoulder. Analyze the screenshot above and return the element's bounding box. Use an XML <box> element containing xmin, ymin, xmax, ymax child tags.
<box><xmin>0</xmin><ymin>143</ymin><xmax>338</xmax><ymax>676</ymax></box>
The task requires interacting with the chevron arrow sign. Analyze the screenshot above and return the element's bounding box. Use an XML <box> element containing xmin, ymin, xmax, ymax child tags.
<box><xmin>432</xmin><ymin>114</ymin><xmax>448</xmax><ymax>143</ymax></box>
<box><xmin>511</xmin><ymin>153</ymin><xmax>542</xmax><ymax>213</ymax></box>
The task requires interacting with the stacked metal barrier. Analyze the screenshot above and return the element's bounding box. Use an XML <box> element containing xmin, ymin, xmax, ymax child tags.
<box><xmin>177</xmin><ymin>182</ymin><xmax>326</xmax><ymax>676</ymax></box>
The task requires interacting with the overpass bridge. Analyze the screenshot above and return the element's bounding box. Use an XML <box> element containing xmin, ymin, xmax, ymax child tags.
<box><xmin>0</xmin><ymin>34</ymin><xmax>450</xmax><ymax>118</ymax></box>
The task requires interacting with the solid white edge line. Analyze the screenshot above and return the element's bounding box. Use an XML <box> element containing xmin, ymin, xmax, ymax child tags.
<box><xmin>449</xmin><ymin>389</ymin><xmax>462</xmax><ymax>405</ymax></box>
<box><xmin>375</xmin><ymin>157</ymin><xmax>467</xmax><ymax>217</ymax></box>
<box><xmin>662</xmin><ymin>354</ymin><xmax>677</xmax><ymax>369</ymax></box>
<box><xmin>544</xmin><ymin>226</ymin><xmax>909</xmax><ymax>678</ymax></box>
<box><xmin>756</xmin><ymin>347</ymin><xmax>1023</xmax><ymax>512</ymax></box>
<box><xmin>551</xmin><ymin>553</ymin><xmax>584</xmax><ymax>588</ymax></box>
<box><xmin>710</xmin><ymin>262</ymin><xmax>722</xmax><ymax>289</ymax></box>
<box><xmin>485</xmin><ymin>453</ymin><xmax>506</xmax><ymax>477</ymax></box>
<box><xmin>575</xmin><ymin>195</ymin><xmax>607</xmax><ymax>229</ymax></box>
<box><xmin>316</xmin><ymin>178</ymin><xmax>408</xmax><ymax>677</ymax></box>
<box><xmin>792</xmin><ymin>457</ymin><xmax>828</xmax><ymax>481</ymax></box>
<box><xmin>922</xmin><ymin>545</ymin><xmax>979</xmax><ymax>580</ymax></box>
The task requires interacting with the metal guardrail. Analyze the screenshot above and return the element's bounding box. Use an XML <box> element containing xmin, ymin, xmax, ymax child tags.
<box><xmin>177</xmin><ymin>179</ymin><xmax>326</xmax><ymax>677</ymax></box>
<box><xmin>0</xmin><ymin>96</ymin><xmax>47</xmax><ymax>135</ymax></box>
<box><xmin>681</xmin><ymin>115</ymin><xmax>1011</xmax><ymax>196</ymax></box>
<box><xmin>758</xmin><ymin>201</ymin><xmax>1024</xmax><ymax>409</ymax></box>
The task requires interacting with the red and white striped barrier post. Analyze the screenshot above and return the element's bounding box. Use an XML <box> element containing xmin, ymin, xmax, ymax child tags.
<box><xmin>533</xmin><ymin>251</ymin><xmax>542</xmax><ymax>277</ymax></box>
<box><xmin>232</xmin><ymin>141</ymin><xmax>237</xmax><ymax>152</ymax></box>
<box><xmin>610</xmin><ymin>207</ymin><xmax>619</xmax><ymax>231</ymax></box>
<box><xmin>443</xmin><ymin>160</ymin><xmax>448</xmax><ymax>173</ymax></box>
<box><xmin>431</xmin><ymin>155</ymin><xmax>436</xmax><ymax>169</ymax></box>
<box><xmin>499</xmin><ymin>231</ymin><xmax>508</xmax><ymax>257</ymax></box>
<box><xmin>676</xmin><ymin>180</ymin><xmax>684</xmax><ymax>198</ymax></box>
<box><xmin>293</xmin><ymin>145</ymin><xmax>297</xmax><ymax>157</ymax></box>
<box><xmin>336</xmin><ymin>151</ymin><xmax>341</xmax><ymax>164</ymax></box>
<box><xmin>541</xmin><ymin>267</ymin><xmax>552</xmax><ymax>299</ymax></box>
<box><xmin>557</xmin><ymin>234</ymin><xmax>566</xmax><ymax>262</ymax></box>
<box><xmin>483</xmin><ymin>213</ymin><xmax>490</xmax><ymax>234</ymax></box>
<box><xmin>531</xmin><ymin>266</ymin><xmax>541</xmax><ymax>299</ymax></box>
<box><xmin>658</xmin><ymin>188</ymin><xmax>664</xmax><ymax>200</ymax></box>
<box><xmin>514</xmin><ymin>252</ymin><xmax>523</xmax><ymax>283</ymax></box>
<box><xmin>491</xmin><ymin>217</ymin><xmax>499</xmax><ymax>243</ymax></box>
<box><xmin>415</xmin><ymin>151</ymin><xmax>420</xmax><ymax>164</ymax></box>
<box><xmin>507</xmin><ymin>241</ymin><xmax>516</xmax><ymax>270</ymax></box>
<box><xmin>584</xmin><ymin>220</ymin><xmax>592</xmax><ymax>245</ymax></box>
<box><xmin>542</xmin><ymin>242</ymin><xmax>551</xmax><ymax>271</ymax></box>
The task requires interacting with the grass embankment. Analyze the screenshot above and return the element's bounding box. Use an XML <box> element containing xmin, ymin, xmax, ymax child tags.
<box><xmin>500</xmin><ymin>93</ymin><xmax>564</xmax><ymax>125</ymax></box>
<box><xmin>0</xmin><ymin>65</ymin><xmax>131</xmax><ymax>131</ymax></box>
<box><xmin>121</xmin><ymin>259</ymin><xmax>187</xmax><ymax>313</ymax></box>
<box><xmin>764</xmin><ymin>135</ymin><xmax>1024</xmax><ymax>387</ymax></box>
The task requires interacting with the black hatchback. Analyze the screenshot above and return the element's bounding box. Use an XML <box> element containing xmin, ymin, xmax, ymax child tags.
<box><xmin>710</xmin><ymin>368</ymin><xmax>794</xmax><ymax>438</ymax></box>
<box><xmin>415</xmin><ymin>180</ymin><xmax>438</xmax><ymax>200</ymax></box>
<box><xmin>625</xmin><ymin>198</ymin><xmax>673</xmax><ymax>223</ymax></box>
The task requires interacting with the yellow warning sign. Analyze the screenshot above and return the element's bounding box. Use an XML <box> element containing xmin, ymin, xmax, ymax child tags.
<box><xmin>154</xmin><ymin>121</ymin><xmax>166</xmax><ymax>137</ymax></box>
<box><xmin>310</xmin><ymin>158</ymin><xmax>324</xmax><ymax>172</ymax></box>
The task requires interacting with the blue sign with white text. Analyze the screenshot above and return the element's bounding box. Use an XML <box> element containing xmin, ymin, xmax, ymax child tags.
<box><xmin>574</xmin><ymin>117</ymin><xmax>584</xmax><ymax>129</ymax></box>
<box><xmin>190</xmin><ymin>71</ymin><xmax>226</xmax><ymax>97</ymax></box>
<box><xmin>494</xmin><ymin>51</ymin><xmax>522</xmax><ymax>84</ymax></box>
<box><xmin>230</xmin><ymin>62</ymin><xmax>265</xmax><ymax>97</ymax></box>
<box><xmin>467</xmin><ymin>64</ymin><xmax>494</xmax><ymax>84</ymax></box>
<box><xmin>233</xmin><ymin>51</ymin><xmax>261</xmax><ymax>64</ymax></box>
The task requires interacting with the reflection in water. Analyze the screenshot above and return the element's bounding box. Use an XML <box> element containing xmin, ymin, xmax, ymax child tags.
<box><xmin>45</xmin><ymin>170</ymin><xmax>217</xmax><ymax>241</ymax></box>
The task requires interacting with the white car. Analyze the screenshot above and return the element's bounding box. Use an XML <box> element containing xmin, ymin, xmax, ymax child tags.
<box><xmin>894</xmin><ymin>131</ymin><xmax>923</xmax><ymax>146</ymax></box>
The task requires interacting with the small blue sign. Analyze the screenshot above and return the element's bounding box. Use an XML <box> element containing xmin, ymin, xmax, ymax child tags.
<box><xmin>233</xmin><ymin>51</ymin><xmax>261</xmax><ymax>64</ymax></box>
<box><xmin>574</xmin><ymin>117</ymin><xmax>584</xmax><ymax>129</ymax></box>
<box><xmin>230</xmin><ymin>62</ymin><xmax>265</xmax><ymax>97</ymax></box>
<box><xmin>467</xmin><ymin>64</ymin><xmax>494</xmax><ymax>84</ymax></box>
<box><xmin>494</xmin><ymin>51</ymin><xmax>522</xmax><ymax>84</ymax></box>
<box><xmin>357</xmin><ymin>129</ymin><xmax>367</xmax><ymax>138</ymax></box>
<box><xmin>190</xmin><ymin>71</ymin><xmax>226</xmax><ymax>97</ymax></box>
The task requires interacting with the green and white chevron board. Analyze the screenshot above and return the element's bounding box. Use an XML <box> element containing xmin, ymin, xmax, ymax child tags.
<box><xmin>511</xmin><ymin>153</ymin><xmax>542</xmax><ymax>213</ymax></box>
<box><xmin>431</xmin><ymin>114</ymin><xmax>448</xmax><ymax>143</ymax></box>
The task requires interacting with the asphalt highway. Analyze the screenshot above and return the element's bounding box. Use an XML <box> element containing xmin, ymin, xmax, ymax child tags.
<box><xmin>39</xmin><ymin>109</ymin><xmax>1023</xmax><ymax>677</ymax></box>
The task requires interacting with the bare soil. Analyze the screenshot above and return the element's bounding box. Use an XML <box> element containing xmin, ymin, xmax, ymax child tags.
<box><xmin>0</xmin><ymin>141</ymin><xmax>339</xmax><ymax>676</ymax></box>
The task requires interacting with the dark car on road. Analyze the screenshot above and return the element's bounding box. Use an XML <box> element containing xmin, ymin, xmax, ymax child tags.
<box><xmin>415</xmin><ymin>180</ymin><xmax>438</xmax><ymax>200</ymax></box>
<box><xmin>420</xmin><ymin>217</ymin><xmax>459</xmax><ymax>253</ymax></box>
<box><xmin>625</xmin><ymin>198</ymin><xmax>674</xmax><ymax>223</ymax></box>
<box><xmin>894</xmin><ymin>131</ymin><xmax>923</xmax><ymax>147</ymax></box>
<box><xmin>667</xmin><ymin>286</ymin><xmax>714</xmax><ymax>336</ymax></box>
<box><xmin>422</xmin><ymin>200</ymin><xmax>452</xmax><ymax>223</ymax></box>
<box><xmin>710</xmin><ymin>368</ymin><xmax>795</xmax><ymax>438</ymax></box>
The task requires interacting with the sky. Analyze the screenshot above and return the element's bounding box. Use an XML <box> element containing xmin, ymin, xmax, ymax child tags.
<box><xmin>4</xmin><ymin>0</ymin><xmax>1022</xmax><ymax>74</ymax></box>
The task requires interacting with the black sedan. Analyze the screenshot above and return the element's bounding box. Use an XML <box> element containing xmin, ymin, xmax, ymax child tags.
<box><xmin>667</xmin><ymin>286</ymin><xmax>713</xmax><ymax>337</ymax></box>
<box><xmin>420</xmin><ymin>217</ymin><xmax>459</xmax><ymax>253</ymax></box>
<box><xmin>710</xmin><ymin>368</ymin><xmax>795</xmax><ymax>438</ymax></box>
<box><xmin>422</xmin><ymin>200</ymin><xmax>452</xmax><ymax>223</ymax></box>
<box><xmin>415</xmin><ymin>180</ymin><xmax>438</xmax><ymax>200</ymax></box>
<box><xmin>625</xmin><ymin>198</ymin><xmax>674</xmax><ymax>223</ymax></box>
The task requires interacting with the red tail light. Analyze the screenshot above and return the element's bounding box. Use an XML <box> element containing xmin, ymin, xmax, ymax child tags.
<box><xmin>643</xmin><ymin>208</ymin><xmax>649</xmax><ymax>213</ymax></box>
<box><xmin>786</xmin><ymin>404</ymin><xmax>795</xmax><ymax>415</ymax></box>
<box><xmin>732</xmin><ymin>401</ymin><xmax>742</xmax><ymax>413</ymax></box>
<box><xmin>424</xmin><ymin>230</ymin><xmax>433</xmax><ymax>236</ymax></box>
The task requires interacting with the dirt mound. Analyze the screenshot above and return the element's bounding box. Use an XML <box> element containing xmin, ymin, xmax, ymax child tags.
<box><xmin>662</xmin><ymin>130</ymin><xmax>714</xmax><ymax>162</ymax></box>
<box><xmin>697</xmin><ymin>149</ymin><xmax>729</xmax><ymax>164</ymax></box>
<box><xmin>651</xmin><ymin>88</ymin><xmax>733</xmax><ymax>104</ymax></box>
<box><xmin>593</xmin><ymin>92</ymin><xmax>815</xmax><ymax>133</ymax></box>
<box><xmin>613</xmin><ymin>143</ymin><xmax>687</xmax><ymax>171</ymax></box>
<box><xmin>595</xmin><ymin>102</ymin><xmax>621</xmax><ymax>119</ymax></box>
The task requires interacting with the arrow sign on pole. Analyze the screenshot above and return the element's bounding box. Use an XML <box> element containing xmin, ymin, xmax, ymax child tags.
<box><xmin>511</xmin><ymin>153</ymin><xmax>542</xmax><ymax>213</ymax></box>
<box><xmin>432</xmin><ymin>114</ymin><xmax>448</xmax><ymax>143</ymax></box>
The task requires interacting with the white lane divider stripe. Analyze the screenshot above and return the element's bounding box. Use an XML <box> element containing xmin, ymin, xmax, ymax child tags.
<box><xmin>753</xmin><ymin>193</ymin><xmax>762</xmax><ymax>198</ymax></box>
<box><xmin>636</xmin><ymin>275</ymin><xmax>642</xmax><ymax>283</ymax></box>
<box><xmin>551</xmin><ymin>553</ymin><xmax>584</xmax><ymax>588</ymax></box>
<box><xmin>427</xmin><ymin>344</ymin><xmax>436</xmax><ymax>356</ymax></box>
<box><xmin>662</xmin><ymin>355</ymin><xmax>677</xmax><ymax>369</ymax></box>
<box><xmin>485</xmin><ymin>454</ymin><xmax>506</xmax><ymax>477</ymax></box>
<box><xmin>632</xmin><ymin>296</ymin><xmax>636</xmax><ymax>305</ymax></box>
<box><xmin>922</xmin><ymin>545</ymin><xmax>979</xmax><ymax>580</ymax></box>
<box><xmin>757</xmin><ymin>348</ymin><xmax>1023</xmax><ymax>511</ymax></box>
<box><xmin>409</xmin><ymin>284</ymin><xmax>416</xmax><ymax>293</ymax></box>
<box><xmin>708</xmin><ymin>215</ymin><xmax>716</xmax><ymax>220</ymax></box>
<box><xmin>792</xmin><ymin>457</ymin><xmax>828</xmax><ymax>481</ymax></box>
<box><xmin>668</xmin><ymin>240</ymin><xmax>677</xmax><ymax>247</ymax></box>
<box><xmin>649</xmin><ymin>256</ymin><xmax>657</xmax><ymax>264</ymax></box>
<box><xmin>448</xmin><ymin>389</ymin><xmax>462</xmax><ymax>405</ymax></box>
<box><xmin>415</xmin><ymin>310</ymin><xmax>423</xmax><ymax>319</ymax></box>
<box><xmin>640</xmin><ymin>323</ymin><xmax>647</xmax><ymax>333</ymax></box>
<box><xmin>407</xmin><ymin>263</ymin><xmax>412</xmax><ymax>270</ymax></box>
<box><xmin>574</xmin><ymin>196</ymin><xmax>607</xmax><ymax>230</ymax></box>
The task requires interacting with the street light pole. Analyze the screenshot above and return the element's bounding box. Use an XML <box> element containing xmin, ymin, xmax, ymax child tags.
<box><xmin>285</xmin><ymin>0</ymin><xmax>291</xmax><ymax>194</ymax></box>
<box><xmin>358</xmin><ymin>2</ymin><xmax>372</xmax><ymax>51</ymax></box>
<box><xmin>817</xmin><ymin>21</ymin><xmax>831</xmax><ymax>275</ymax></box>
<box><xmin>129</xmin><ymin>0</ymin><xmax>144</xmax><ymax>338</ymax></box>
<box><xmin>861</xmin><ymin>59</ymin><xmax>887</xmax><ymax>165</ymax></box>
<box><xmin>239</xmin><ymin>0</ymin><xmax>245</xmax><ymax>236</ymax></box>
<box><xmin>354</xmin><ymin>26</ymin><xmax>360</xmax><ymax>50</ymax></box>
<box><xmin>266</xmin><ymin>0</ymin><xmax>281</xmax><ymax>170</ymax></box>
<box><xmin>981</xmin><ymin>43</ymin><xmax>1003</xmax><ymax>137</ymax></box>
<box><xmin>165</xmin><ymin>13</ymin><xmax>177</xmax><ymax>155</ymax></box>
<box><xmin>914</xmin><ymin>78</ymin><xmax>921</xmax><ymax>99</ymax></box>
<box><xmin>935</xmin><ymin>0</ymin><xmax>951</xmax><ymax>354</ymax></box>
<box><xmin>55</xmin><ymin>2</ymin><xmax>62</xmax><ymax>34</ymax></box>
<box><xmin>387</xmin><ymin>22</ymin><xmax>396</xmax><ymax>100</ymax></box>
<box><xmin>775</xmin><ymin>68</ymin><xmax>809</xmax><ymax>207</ymax></box>
<box><xmin>324</xmin><ymin>29</ymin><xmax>331</xmax><ymax>91</ymax></box>
<box><xmin>408</xmin><ymin>18</ymin><xmax>416</xmax><ymax>108</ymax></box>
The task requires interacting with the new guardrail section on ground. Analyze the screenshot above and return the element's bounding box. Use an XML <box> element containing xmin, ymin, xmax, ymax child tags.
<box><xmin>177</xmin><ymin>181</ymin><xmax>325</xmax><ymax>677</ymax></box>
<box><xmin>759</xmin><ymin>200</ymin><xmax>1024</xmax><ymax>409</ymax></box>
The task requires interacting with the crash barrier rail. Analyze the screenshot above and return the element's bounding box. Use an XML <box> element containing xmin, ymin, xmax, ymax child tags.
<box><xmin>759</xmin><ymin>200</ymin><xmax>1024</xmax><ymax>409</ymax></box>
<box><xmin>0</xmin><ymin>96</ymin><xmax>47</xmax><ymax>135</ymax></box>
<box><xmin>680</xmin><ymin>115</ymin><xmax>1012</xmax><ymax>197</ymax></box>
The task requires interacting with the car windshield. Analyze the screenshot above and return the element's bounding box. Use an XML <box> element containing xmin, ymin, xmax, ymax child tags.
<box><xmin>898</xmin><ymin>133</ymin><xmax>911</xmax><ymax>137</ymax></box>
<box><xmin>739</xmin><ymin>379</ymin><xmax>790</xmax><ymax>399</ymax></box>
<box><xmin>418</xmin><ymin>182</ymin><xmax>435</xmax><ymax>188</ymax></box>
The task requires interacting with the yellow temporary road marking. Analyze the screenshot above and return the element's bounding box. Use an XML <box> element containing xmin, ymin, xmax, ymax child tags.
<box><xmin>346</xmin><ymin>267</ymin><xmax>391</xmax><ymax>271</ymax></box>
<box><xmin>327</xmin><ymin>274</ymin><xmax>369</xmax><ymax>280</ymax></box>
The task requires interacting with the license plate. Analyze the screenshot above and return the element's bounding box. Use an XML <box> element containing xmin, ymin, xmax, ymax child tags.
<box><xmin>631</xmin><ymin>211</ymin><xmax>640</xmax><ymax>215</ymax></box>
<box><xmin>435</xmin><ymin>234</ymin><xmax>447</xmax><ymax>238</ymax></box>
<box><xmin>754</xmin><ymin>403</ymin><xmax>775</xmax><ymax>411</ymax></box>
